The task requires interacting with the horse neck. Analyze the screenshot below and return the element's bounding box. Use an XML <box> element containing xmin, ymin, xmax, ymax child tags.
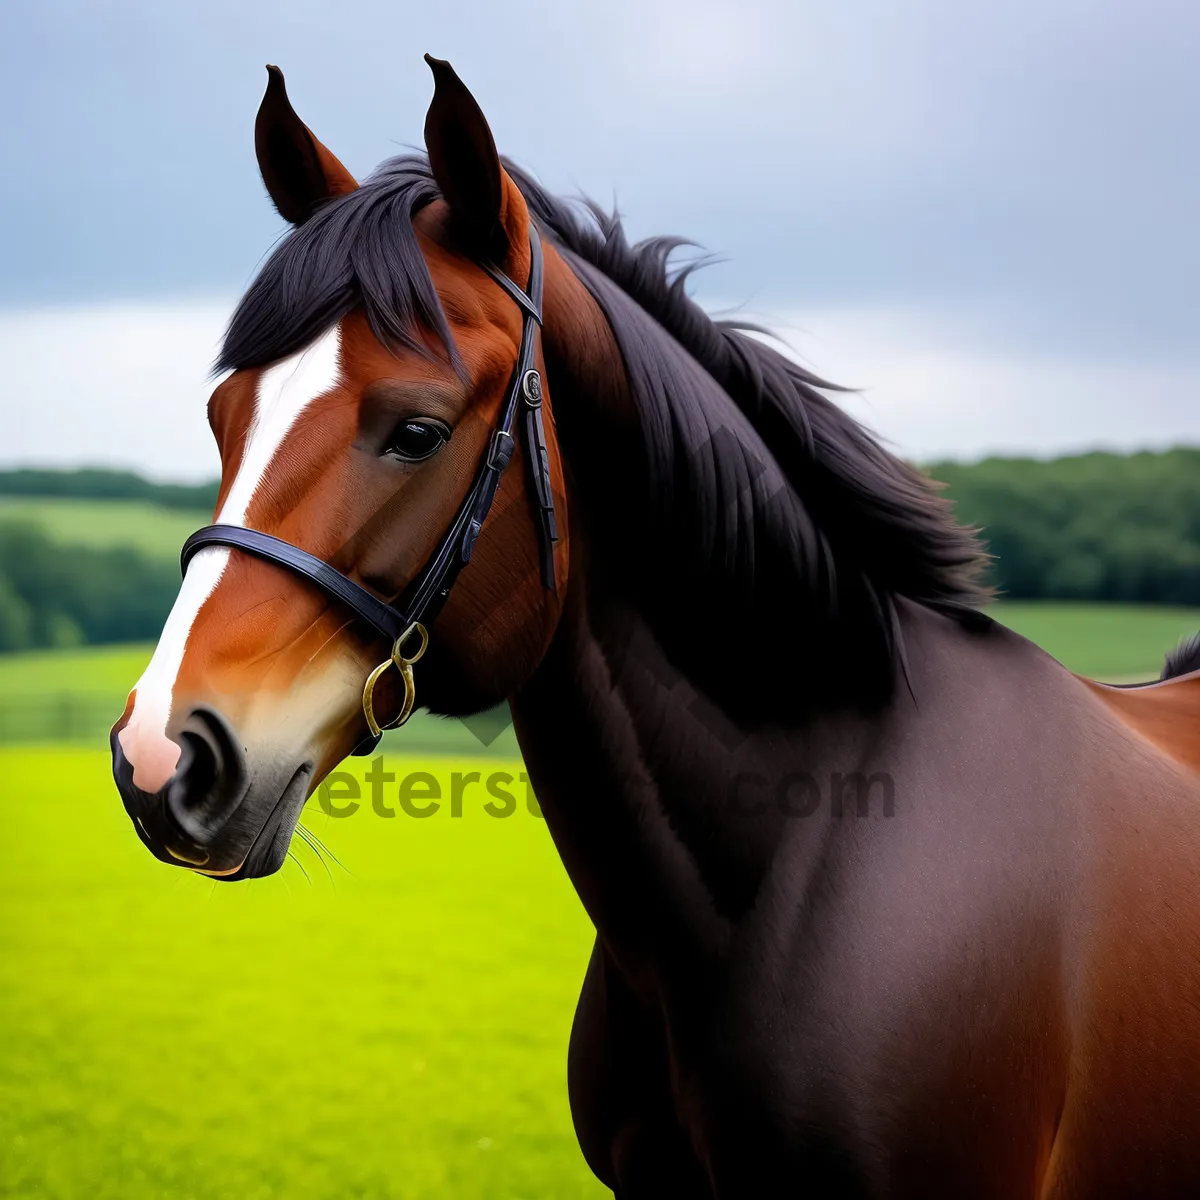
<box><xmin>509</xmin><ymin>550</ymin><xmax>903</xmax><ymax>992</ymax></box>
<box><xmin>510</xmin><ymin>253</ymin><xmax>891</xmax><ymax>985</ymax></box>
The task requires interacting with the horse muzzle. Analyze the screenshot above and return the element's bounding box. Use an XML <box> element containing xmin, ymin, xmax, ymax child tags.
<box><xmin>111</xmin><ymin>705</ymin><xmax>311</xmax><ymax>880</ymax></box>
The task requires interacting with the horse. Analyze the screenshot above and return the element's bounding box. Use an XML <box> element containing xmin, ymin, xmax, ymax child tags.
<box><xmin>111</xmin><ymin>57</ymin><xmax>1200</xmax><ymax>1198</ymax></box>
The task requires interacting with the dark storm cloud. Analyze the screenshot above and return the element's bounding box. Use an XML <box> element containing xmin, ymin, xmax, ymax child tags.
<box><xmin>1</xmin><ymin>0</ymin><xmax>1197</xmax><ymax>363</ymax></box>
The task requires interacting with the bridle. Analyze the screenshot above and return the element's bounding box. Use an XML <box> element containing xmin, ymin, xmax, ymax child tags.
<box><xmin>180</xmin><ymin>225</ymin><xmax>557</xmax><ymax>756</ymax></box>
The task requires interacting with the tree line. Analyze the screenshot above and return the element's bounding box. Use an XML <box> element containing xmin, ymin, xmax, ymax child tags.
<box><xmin>930</xmin><ymin>448</ymin><xmax>1200</xmax><ymax>605</ymax></box>
<box><xmin>0</xmin><ymin>522</ymin><xmax>178</xmax><ymax>652</ymax></box>
<box><xmin>0</xmin><ymin>467</ymin><xmax>218</xmax><ymax>511</ymax></box>
<box><xmin>0</xmin><ymin>451</ymin><xmax>1197</xmax><ymax>652</ymax></box>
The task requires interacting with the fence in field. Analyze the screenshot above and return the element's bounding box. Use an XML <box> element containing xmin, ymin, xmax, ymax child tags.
<box><xmin>0</xmin><ymin>692</ymin><xmax>123</xmax><ymax>745</ymax></box>
<box><xmin>0</xmin><ymin>692</ymin><xmax>522</xmax><ymax>757</ymax></box>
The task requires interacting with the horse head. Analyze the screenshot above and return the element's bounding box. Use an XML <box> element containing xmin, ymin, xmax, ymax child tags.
<box><xmin>111</xmin><ymin>60</ymin><xmax>567</xmax><ymax>879</ymax></box>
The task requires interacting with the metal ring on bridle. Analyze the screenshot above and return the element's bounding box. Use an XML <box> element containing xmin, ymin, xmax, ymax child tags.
<box><xmin>361</xmin><ymin>621</ymin><xmax>429</xmax><ymax>739</ymax></box>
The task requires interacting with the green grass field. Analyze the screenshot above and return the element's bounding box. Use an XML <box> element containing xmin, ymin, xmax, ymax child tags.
<box><xmin>991</xmin><ymin>601</ymin><xmax>1200</xmax><ymax>680</ymax></box>
<box><xmin>3</xmin><ymin>600</ymin><xmax>1199</xmax><ymax>1197</ymax></box>
<box><xmin>1</xmin><ymin>602</ymin><xmax>1196</xmax><ymax>747</ymax></box>
<box><xmin>0</xmin><ymin>642</ymin><xmax>154</xmax><ymax>697</ymax></box>
<box><xmin>0</xmin><ymin>497</ymin><xmax>209</xmax><ymax>560</ymax></box>
<box><xmin>0</xmin><ymin>748</ymin><xmax>604</xmax><ymax>1199</ymax></box>
<box><xmin>0</xmin><ymin>644</ymin><xmax>521</xmax><ymax>755</ymax></box>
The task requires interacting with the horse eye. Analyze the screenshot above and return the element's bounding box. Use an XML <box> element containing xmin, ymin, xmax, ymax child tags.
<box><xmin>384</xmin><ymin>419</ymin><xmax>450</xmax><ymax>463</ymax></box>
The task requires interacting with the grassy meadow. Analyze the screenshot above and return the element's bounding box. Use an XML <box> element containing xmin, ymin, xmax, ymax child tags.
<box><xmin>0</xmin><ymin>642</ymin><xmax>154</xmax><ymax>697</ymax></box>
<box><xmin>0</xmin><ymin>748</ymin><xmax>604</xmax><ymax>1199</ymax></box>
<box><xmin>2</xmin><ymin>601</ymin><xmax>1198</xmax><ymax>1197</ymax></box>
<box><xmin>0</xmin><ymin>496</ymin><xmax>208</xmax><ymax>561</ymax></box>
<box><xmin>990</xmin><ymin>601</ymin><xmax>1200</xmax><ymax>680</ymax></box>
<box><xmin>0</xmin><ymin>643</ymin><xmax>522</xmax><ymax>756</ymax></box>
<box><xmin>1</xmin><ymin>601</ymin><xmax>1195</xmax><ymax>748</ymax></box>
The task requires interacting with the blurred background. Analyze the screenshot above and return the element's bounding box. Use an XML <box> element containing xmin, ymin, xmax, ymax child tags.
<box><xmin>1</xmin><ymin>1</ymin><xmax>1198</xmax><ymax>1196</ymax></box>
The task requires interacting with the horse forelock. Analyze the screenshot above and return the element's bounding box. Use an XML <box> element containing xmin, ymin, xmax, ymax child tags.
<box><xmin>218</xmin><ymin>160</ymin><xmax>451</xmax><ymax>376</ymax></box>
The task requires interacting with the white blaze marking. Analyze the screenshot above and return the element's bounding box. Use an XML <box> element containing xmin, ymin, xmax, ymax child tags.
<box><xmin>118</xmin><ymin>325</ymin><xmax>342</xmax><ymax>792</ymax></box>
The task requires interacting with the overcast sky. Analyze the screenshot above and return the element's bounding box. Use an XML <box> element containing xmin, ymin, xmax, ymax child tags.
<box><xmin>3</xmin><ymin>0</ymin><xmax>1198</xmax><ymax>479</ymax></box>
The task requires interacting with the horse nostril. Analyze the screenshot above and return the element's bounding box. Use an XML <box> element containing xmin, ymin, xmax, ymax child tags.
<box><xmin>164</xmin><ymin>707</ymin><xmax>249</xmax><ymax>846</ymax></box>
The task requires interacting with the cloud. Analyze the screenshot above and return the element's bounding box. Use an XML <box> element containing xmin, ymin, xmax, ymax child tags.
<box><xmin>3</xmin><ymin>0</ymin><xmax>1198</xmax><ymax>368</ymax></box>
<box><xmin>0</xmin><ymin>301</ymin><xmax>228</xmax><ymax>482</ymax></box>
<box><xmin>3</xmin><ymin>299</ymin><xmax>1196</xmax><ymax>484</ymax></box>
<box><xmin>760</xmin><ymin>305</ymin><xmax>1200</xmax><ymax>460</ymax></box>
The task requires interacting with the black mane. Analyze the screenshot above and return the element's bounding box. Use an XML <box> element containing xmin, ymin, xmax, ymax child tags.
<box><xmin>1163</xmin><ymin>631</ymin><xmax>1200</xmax><ymax>681</ymax></box>
<box><xmin>223</xmin><ymin>153</ymin><xmax>990</xmax><ymax>707</ymax></box>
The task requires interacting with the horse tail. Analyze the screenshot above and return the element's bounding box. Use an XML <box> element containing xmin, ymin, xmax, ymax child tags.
<box><xmin>1162</xmin><ymin>631</ymin><xmax>1200</xmax><ymax>681</ymax></box>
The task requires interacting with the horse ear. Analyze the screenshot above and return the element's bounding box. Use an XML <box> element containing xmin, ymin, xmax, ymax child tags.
<box><xmin>255</xmin><ymin>65</ymin><xmax>358</xmax><ymax>226</ymax></box>
<box><xmin>423</xmin><ymin>54</ymin><xmax>526</xmax><ymax>262</ymax></box>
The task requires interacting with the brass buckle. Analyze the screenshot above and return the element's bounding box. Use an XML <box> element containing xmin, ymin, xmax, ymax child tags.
<box><xmin>361</xmin><ymin>622</ymin><xmax>429</xmax><ymax>738</ymax></box>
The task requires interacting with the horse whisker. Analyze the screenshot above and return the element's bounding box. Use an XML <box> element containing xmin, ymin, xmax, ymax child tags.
<box><xmin>293</xmin><ymin>824</ymin><xmax>337</xmax><ymax>889</ymax></box>
<box><xmin>286</xmin><ymin>848</ymin><xmax>312</xmax><ymax>886</ymax></box>
<box><xmin>297</xmin><ymin>819</ymin><xmax>353</xmax><ymax>877</ymax></box>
